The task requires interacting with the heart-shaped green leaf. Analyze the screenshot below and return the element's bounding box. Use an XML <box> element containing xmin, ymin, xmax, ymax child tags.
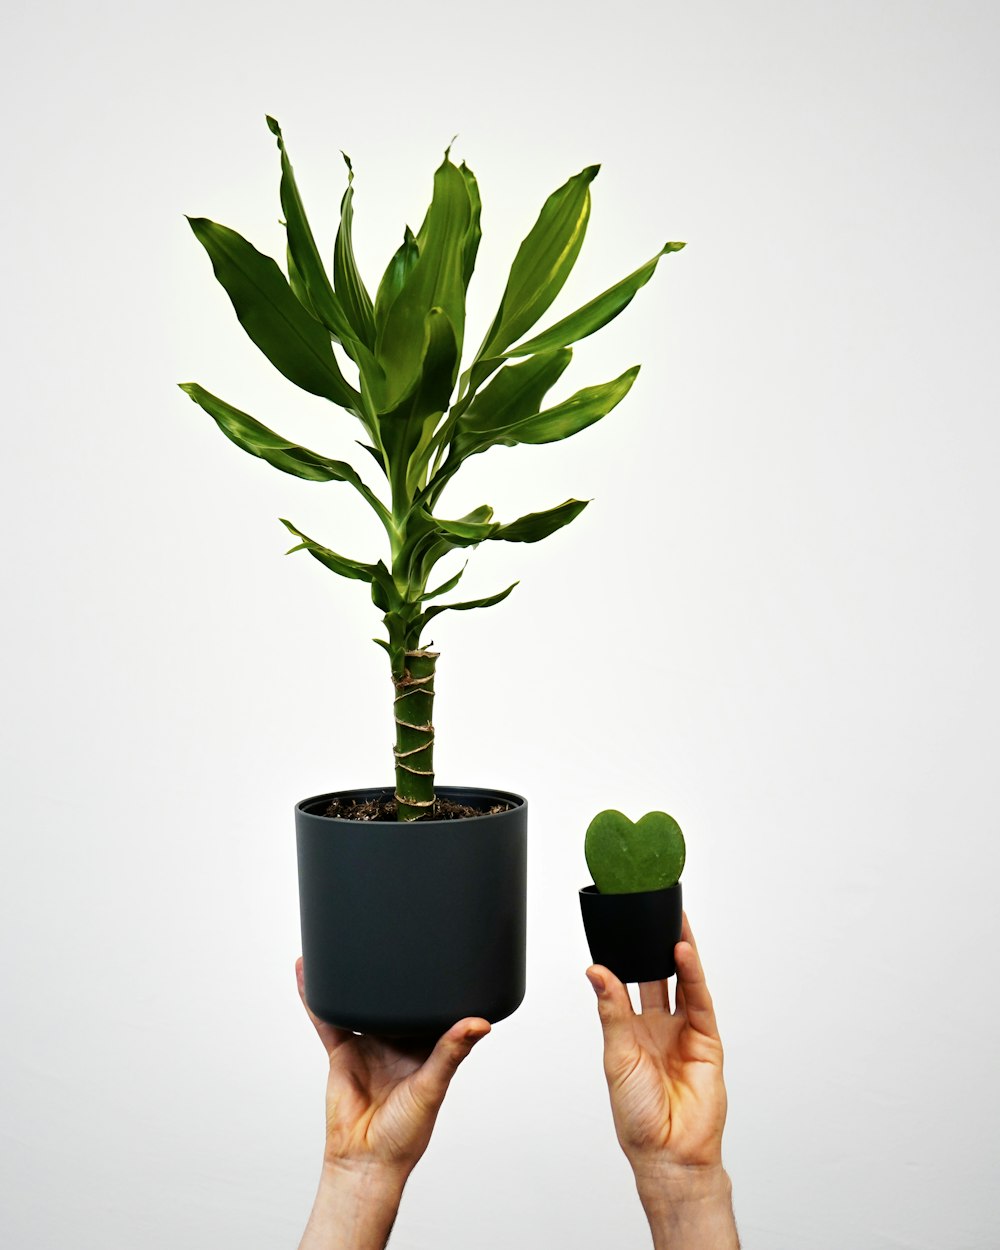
<box><xmin>585</xmin><ymin>810</ymin><xmax>686</xmax><ymax>894</ymax></box>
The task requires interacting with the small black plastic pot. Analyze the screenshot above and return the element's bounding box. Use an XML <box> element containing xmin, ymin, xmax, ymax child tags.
<box><xmin>296</xmin><ymin>786</ymin><xmax>527</xmax><ymax>1036</ymax></box>
<box><xmin>579</xmin><ymin>882</ymin><xmax>683</xmax><ymax>983</ymax></box>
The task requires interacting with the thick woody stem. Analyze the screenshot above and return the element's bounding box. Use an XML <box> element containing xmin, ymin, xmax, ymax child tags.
<box><xmin>393</xmin><ymin>649</ymin><xmax>437</xmax><ymax>821</ymax></box>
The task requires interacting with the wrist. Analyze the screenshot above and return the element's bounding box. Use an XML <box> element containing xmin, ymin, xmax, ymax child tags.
<box><xmin>632</xmin><ymin>1158</ymin><xmax>729</xmax><ymax>1202</ymax></box>
<box><xmin>298</xmin><ymin>1159</ymin><xmax>408</xmax><ymax>1250</ymax></box>
<box><xmin>321</xmin><ymin>1155</ymin><xmax>411</xmax><ymax>1195</ymax></box>
<box><xmin>631</xmin><ymin>1163</ymin><xmax>738</xmax><ymax>1250</ymax></box>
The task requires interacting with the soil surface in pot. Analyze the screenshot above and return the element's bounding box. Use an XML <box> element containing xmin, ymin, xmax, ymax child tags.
<box><xmin>324</xmin><ymin>794</ymin><xmax>513</xmax><ymax>821</ymax></box>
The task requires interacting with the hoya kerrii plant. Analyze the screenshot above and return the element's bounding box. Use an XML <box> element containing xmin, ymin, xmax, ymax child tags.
<box><xmin>585</xmin><ymin>809</ymin><xmax>686</xmax><ymax>894</ymax></box>
<box><xmin>180</xmin><ymin>118</ymin><xmax>684</xmax><ymax>821</ymax></box>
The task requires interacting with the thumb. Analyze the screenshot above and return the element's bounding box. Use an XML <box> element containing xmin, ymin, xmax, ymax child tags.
<box><xmin>408</xmin><ymin>1018</ymin><xmax>491</xmax><ymax>1114</ymax></box>
<box><xmin>586</xmin><ymin>964</ymin><xmax>638</xmax><ymax>1078</ymax></box>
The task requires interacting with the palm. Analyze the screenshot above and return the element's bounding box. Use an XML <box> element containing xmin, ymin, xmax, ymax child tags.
<box><xmin>296</xmin><ymin>957</ymin><xmax>490</xmax><ymax>1173</ymax></box>
<box><xmin>590</xmin><ymin>914</ymin><xmax>727</xmax><ymax>1171</ymax></box>
<box><xmin>324</xmin><ymin>1035</ymin><xmax>440</xmax><ymax>1164</ymax></box>
<box><xmin>608</xmin><ymin>1003</ymin><xmax>725</xmax><ymax>1167</ymax></box>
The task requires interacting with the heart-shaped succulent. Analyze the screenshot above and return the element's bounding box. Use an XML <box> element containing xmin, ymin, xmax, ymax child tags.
<box><xmin>585</xmin><ymin>809</ymin><xmax>686</xmax><ymax>894</ymax></box>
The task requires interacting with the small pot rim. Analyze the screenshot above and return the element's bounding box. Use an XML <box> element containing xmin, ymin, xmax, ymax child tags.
<box><xmin>579</xmin><ymin>881</ymin><xmax>683</xmax><ymax>901</ymax></box>
<box><xmin>297</xmin><ymin>784</ymin><xmax>527</xmax><ymax>824</ymax></box>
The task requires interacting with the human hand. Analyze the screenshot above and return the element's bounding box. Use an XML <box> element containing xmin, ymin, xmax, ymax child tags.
<box><xmin>587</xmin><ymin>914</ymin><xmax>737</xmax><ymax>1247</ymax></box>
<box><xmin>295</xmin><ymin>956</ymin><xmax>491</xmax><ymax>1182</ymax></box>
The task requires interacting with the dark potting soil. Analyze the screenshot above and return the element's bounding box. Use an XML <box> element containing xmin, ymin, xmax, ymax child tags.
<box><xmin>324</xmin><ymin>794</ymin><xmax>512</xmax><ymax>821</ymax></box>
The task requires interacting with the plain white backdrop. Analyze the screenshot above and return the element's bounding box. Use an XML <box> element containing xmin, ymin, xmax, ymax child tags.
<box><xmin>2</xmin><ymin>1</ymin><xmax>998</xmax><ymax>1247</ymax></box>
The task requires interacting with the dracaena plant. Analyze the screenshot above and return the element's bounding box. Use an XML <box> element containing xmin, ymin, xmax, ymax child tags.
<box><xmin>180</xmin><ymin>117</ymin><xmax>683</xmax><ymax>820</ymax></box>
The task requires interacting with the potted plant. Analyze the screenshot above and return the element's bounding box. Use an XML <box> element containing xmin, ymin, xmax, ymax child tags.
<box><xmin>580</xmin><ymin>810</ymin><xmax>687</xmax><ymax>982</ymax></box>
<box><xmin>180</xmin><ymin>116</ymin><xmax>685</xmax><ymax>1034</ymax></box>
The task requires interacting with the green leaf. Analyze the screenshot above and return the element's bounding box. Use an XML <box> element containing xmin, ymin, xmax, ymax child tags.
<box><xmin>186</xmin><ymin>215</ymin><xmax>361</xmax><ymax>411</ymax></box>
<box><xmin>334</xmin><ymin>152</ymin><xmax>376</xmax><ymax>347</ymax></box>
<box><xmin>452</xmin><ymin>365</ymin><xmax>639</xmax><ymax>460</ymax></box>
<box><xmin>368</xmin><ymin>559</ymin><xmax>399</xmax><ymax>611</ymax></box>
<box><xmin>490</xmin><ymin>498</ymin><xmax>590</xmax><ymax>543</ymax></box>
<box><xmin>376</xmin><ymin>155</ymin><xmax>472</xmax><ymax>407</ymax></box>
<box><xmin>279</xmin><ymin>517</ymin><xmax>378</xmax><ymax>585</ymax></box>
<box><xmin>585</xmin><ymin>809</ymin><xmax>686</xmax><ymax>894</ymax></box>
<box><xmin>264</xmin><ymin>118</ymin><xmax>358</xmax><ymax>349</ymax></box>
<box><xmin>374</xmin><ymin>226</ymin><xmax>418</xmax><ymax>336</ymax></box>
<box><xmin>504</xmin><ymin>242</ymin><xmax>685</xmax><ymax>357</ymax></box>
<box><xmin>457</xmin><ymin>348</ymin><xmax>572</xmax><ymax>433</ymax></box>
<box><xmin>379</xmin><ymin>308</ymin><xmax>460</xmax><ymax>499</ymax></box>
<box><xmin>286</xmin><ymin>242</ymin><xmax>314</xmax><ymax>314</ymax></box>
<box><xmin>430</xmin><ymin>509</ymin><xmax>499</xmax><ymax>543</ymax></box>
<box><xmin>475</xmin><ymin>165</ymin><xmax>598</xmax><ymax>367</ymax></box>
<box><xmin>178</xmin><ymin>383</ymin><xmax>388</xmax><ymax>520</ymax></box>
<box><xmin>422</xmin><ymin>561</ymin><xmax>467</xmax><ymax>601</ymax></box>
<box><xmin>459</xmin><ymin>161</ymin><xmax>482</xmax><ymax>289</ymax></box>
<box><xmin>398</xmin><ymin>506</ymin><xmax>492</xmax><ymax>591</ymax></box>
<box><xmin>416</xmin><ymin>581</ymin><xmax>519</xmax><ymax>633</ymax></box>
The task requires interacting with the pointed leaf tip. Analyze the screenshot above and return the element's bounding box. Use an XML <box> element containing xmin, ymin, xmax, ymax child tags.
<box><xmin>664</xmin><ymin>240</ymin><xmax>686</xmax><ymax>252</ymax></box>
<box><xmin>266</xmin><ymin>115</ymin><xmax>281</xmax><ymax>137</ymax></box>
<box><xmin>341</xmin><ymin>150</ymin><xmax>353</xmax><ymax>172</ymax></box>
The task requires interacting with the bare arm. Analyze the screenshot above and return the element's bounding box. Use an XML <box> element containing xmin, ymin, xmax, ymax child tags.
<box><xmin>587</xmin><ymin>914</ymin><xmax>739</xmax><ymax>1249</ymax></box>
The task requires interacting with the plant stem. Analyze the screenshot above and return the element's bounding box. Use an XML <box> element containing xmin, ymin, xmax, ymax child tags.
<box><xmin>392</xmin><ymin>649</ymin><xmax>437</xmax><ymax>821</ymax></box>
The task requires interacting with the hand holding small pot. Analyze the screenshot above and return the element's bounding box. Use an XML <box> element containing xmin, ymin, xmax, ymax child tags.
<box><xmin>587</xmin><ymin>915</ymin><xmax>738</xmax><ymax>1250</ymax></box>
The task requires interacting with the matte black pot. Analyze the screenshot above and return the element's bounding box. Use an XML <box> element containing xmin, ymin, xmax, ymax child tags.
<box><xmin>296</xmin><ymin>786</ymin><xmax>527</xmax><ymax>1036</ymax></box>
<box><xmin>579</xmin><ymin>882</ymin><xmax>683</xmax><ymax>983</ymax></box>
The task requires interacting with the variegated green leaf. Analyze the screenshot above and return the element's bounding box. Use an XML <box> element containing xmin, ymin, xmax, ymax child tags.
<box><xmin>280</xmin><ymin>521</ymin><xmax>399</xmax><ymax>611</ymax></box>
<box><xmin>374</xmin><ymin>226</ymin><xmax>418</xmax><ymax>335</ymax></box>
<box><xmin>265</xmin><ymin>118</ymin><xmax>357</xmax><ymax>348</ymax></box>
<box><xmin>431</xmin><ymin>511</ymin><xmax>499</xmax><ymax>543</ymax></box>
<box><xmin>504</xmin><ymin>366</ymin><xmax>639</xmax><ymax>445</ymax></box>
<box><xmin>286</xmin><ymin>242</ymin><xmax>313</xmax><ymax>313</ymax></box>
<box><xmin>178</xmin><ymin>383</ymin><xmax>388</xmax><ymax>520</ymax></box>
<box><xmin>489</xmin><ymin>498</ymin><xmax>590</xmax><ymax>543</ymax></box>
<box><xmin>451</xmin><ymin>366</ymin><xmax>639</xmax><ymax>460</ymax></box>
<box><xmin>186</xmin><ymin>216</ymin><xmax>361</xmax><ymax>411</ymax></box>
<box><xmin>474</xmin><ymin>165</ymin><xmax>598</xmax><ymax>368</ymax></box>
<box><xmin>416</xmin><ymin>581</ymin><xmax>519</xmax><ymax>633</ymax></box>
<box><xmin>376</xmin><ymin>155</ymin><xmax>471</xmax><ymax>407</ymax></box>
<box><xmin>504</xmin><ymin>242</ymin><xmax>685</xmax><ymax>358</ymax></box>
<box><xmin>334</xmin><ymin>153</ymin><xmax>376</xmax><ymax>347</ymax></box>
<box><xmin>459</xmin><ymin>161</ymin><xmax>482</xmax><ymax>289</ymax></box>
<box><xmin>457</xmin><ymin>348</ymin><xmax>572</xmax><ymax>431</ymax></box>
<box><xmin>380</xmin><ymin>309</ymin><xmax>459</xmax><ymax>499</ymax></box>
<box><xmin>422</xmin><ymin>561</ymin><xmax>467</xmax><ymax>601</ymax></box>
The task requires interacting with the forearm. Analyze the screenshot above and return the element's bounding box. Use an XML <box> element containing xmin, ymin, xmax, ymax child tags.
<box><xmin>633</xmin><ymin>1163</ymin><xmax>739</xmax><ymax>1250</ymax></box>
<box><xmin>298</xmin><ymin>1161</ymin><xmax>408</xmax><ymax>1250</ymax></box>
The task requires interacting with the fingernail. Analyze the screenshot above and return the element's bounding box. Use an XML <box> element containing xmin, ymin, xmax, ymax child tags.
<box><xmin>586</xmin><ymin>970</ymin><xmax>605</xmax><ymax>996</ymax></box>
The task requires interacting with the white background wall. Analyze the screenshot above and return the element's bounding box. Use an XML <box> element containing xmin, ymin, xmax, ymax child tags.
<box><xmin>2</xmin><ymin>2</ymin><xmax>998</xmax><ymax>1246</ymax></box>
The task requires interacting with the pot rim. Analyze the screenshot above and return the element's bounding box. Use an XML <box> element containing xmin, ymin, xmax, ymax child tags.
<box><xmin>297</xmin><ymin>784</ymin><xmax>527</xmax><ymax>824</ymax></box>
<box><xmin>579</xmin><ymin>881</ymin><xmax>683</xmax><ymax>900</ymax></box>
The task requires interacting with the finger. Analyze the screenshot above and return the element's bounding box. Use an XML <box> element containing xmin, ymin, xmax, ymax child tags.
<box><xmin>407</xmin><ymin>1017</ymin><xmax>491</xmax><ymax>1114</ymax></box>
<box><xmin>295</xmin><ymin>957</ymin><xmax>352</xmax><ymax>1055</ymax></box>
<box><xmin>673</xmin><ymin>935</ymin><xmax>720</xmax><ymax>1041</ymax></box>
<box><xmin>638</xmin><ymin>978</ymin><xmax>671</xmax><ymax>1013</ymax></box>
<box><xmin>586</xmin><ymin>964</ymin><xmax>638</xmax><ymax>1075</ymax></box>
<box><xmin>673</xmin><ymin>976</ymin><xmax>687</xmax><ymax>1018</ymax></box>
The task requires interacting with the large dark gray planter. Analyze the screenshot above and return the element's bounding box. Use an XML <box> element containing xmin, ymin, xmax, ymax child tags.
<box><xmin>296</xmin><ymin>786</ymin><xmax>527</xmax><ymax>1036</ymax></box>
